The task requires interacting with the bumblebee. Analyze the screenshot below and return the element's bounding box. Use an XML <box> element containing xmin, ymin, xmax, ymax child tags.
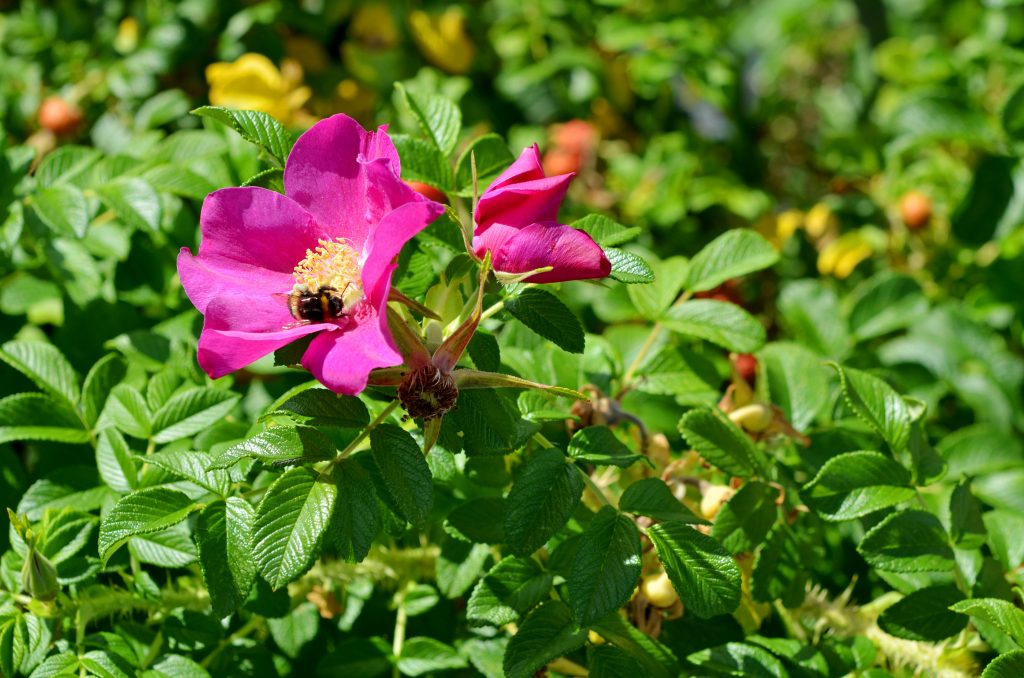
<box><xmin>286</xmin><ymin>285</ymin><xmax>349</xmax><ymax>323</ymax></box>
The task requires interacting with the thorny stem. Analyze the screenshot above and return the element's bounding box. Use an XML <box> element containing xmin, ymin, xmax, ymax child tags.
<box><xmin>621</xmin><ymin>290</ymin><xmax>694</xmax><ymax>388</ymax></box>
<box><xmin>334</xmin><ymin>400</ymin><xmax>399</xmax><ymax>463</ymax></box>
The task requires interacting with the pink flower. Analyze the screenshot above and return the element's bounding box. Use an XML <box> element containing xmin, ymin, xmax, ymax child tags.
<box><xmin>177</xmin><ymin>114</ymin><xmax>444</xmax><ymax>395</ymax></box>
<box><xmin>473</xmin><ymin>144</ymin><xmax>610</xmax><ymax>283</ymax></box>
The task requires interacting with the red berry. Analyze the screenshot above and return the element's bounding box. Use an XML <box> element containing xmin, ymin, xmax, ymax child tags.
<box><xmin>38</xmin><ymin>96</ymin><xmax>82</xmax><ymax>136</ymax></box>
<box><xmin>405</xmin><ymin>181</ymin><xmax>448</xmax><ymax>204</ymax></box>
<box><xmin>735</xmin><ymin>353</ymin><xmax>757</xmax><ymax>384</ymax></box>
<box><xmin>899</xmin><ymin>191</ymin><xmax>931</xmax><ymax>231</ymax></box>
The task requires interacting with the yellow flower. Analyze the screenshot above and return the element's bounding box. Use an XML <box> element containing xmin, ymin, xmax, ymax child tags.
<box><xmin>206</xmin><ymin>53</ymin><xmax>312</xmax><ymax>126</ymax></box>
<box><xmin>409</xmin><ymin>8</ymin><xmax>475</xmax><ymax>74</ymax></box>
<box><xmin>818</xmin><ymin>231</ymin><xmax>874</xmax><ymax>279</ymax></box>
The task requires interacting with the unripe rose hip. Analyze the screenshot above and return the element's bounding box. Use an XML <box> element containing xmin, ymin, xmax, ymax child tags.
<box><xmin>700</xmin><ymin>484</ymin><xmax>735</xmax><ymax>520</ymax></box>
<box><xmin>641</xmin><ymin>571</ymin><xmax>679</xmax><ymax>608</ymax></box>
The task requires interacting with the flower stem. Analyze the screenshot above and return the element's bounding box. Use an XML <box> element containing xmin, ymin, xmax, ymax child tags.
<box><xmin>335</xmin><ymin>400</ymin><xmax>400</xmax><ymax>463</ymax></box>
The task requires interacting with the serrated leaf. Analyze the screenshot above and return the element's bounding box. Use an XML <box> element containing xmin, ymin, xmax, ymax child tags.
<box><xmin>95</xmin><ymin>428</ymin><xmax>137</xmax><ymax>492</ymax></box>
<box><xmin>505</xmin><ymin>448</ymin><xmax>584</xmax><ymax>555</ymax></box>
<box><xmin>830</xmin><ymin>364</ymin><xmax>912</xmax><ymax>453</ymax></box>
<box><xmin>687</xmin><ymin>642</ymin><xmax>786</xmax><ymax>678</ymax></box>
<box><xmin>711</xmin><ymin>481</ymin><xmax>778</xmax><ymax>553</ymax></box>
<box><xmin>982</xmin><ymin>651</ymin><xmax>1024</xmax><ymax>678</ymax></box>
<box><xmin>589</xmin><ymin>611</ymin><xmax>679</xmax><ymax>678</ymax></box>
<box><xmin>467</xmin><ymin>330</ymin><xmax>501</xmax><ymax>372</ymax></box>
<box><xmin>848</xmin><ymin>273</ymin><xmax>929</xmax><ymax>341</ymax></box>
<box><xmin>436</xmin><ymin>539</ymin><xmax>491</xmax><ymax>599</ymax></box>
<box><xmin>31</xmin><ymin>184</ymin><xmax>90</xmax><ymax>237</ymax></box>
<box><xmin>619</xmin><ymin>478</ymin><xmax>706</xmax><ymax>524</ymax></box>
<box><xmin>146</xmin><ymin>449</ymin><xmax>231</xmax><ymax>496</ymax></box>
<box><xmin>568</xmin><ymin>506</ymin><xmax>641</xmax><ymax>625</ymax></box>
<box><xmin>395</xmin><ymin>84</ymin><xmax>461</xmax><ymax>156</ymax></box>
<box><xmin>606</xmin><ymin>248</ymin><xmax>655</xmax><ymax>284</ymax></box>
<box><xmin>951</xmin><ymin>598</ymin><xmax>1024</xmax><ymax>647</ymax></box>
<box><xmin>568</xmin><ymin>426</ymin><xmax>645</xmax><ymax>468</ymax></box>
<box><xmin>252</xmin><ymin>468</ymin><xmax>336</xmax><ymax>589</ymax></box>
<box><xmin>803</xmin><ymin>451</ymin><xmax>914</xmax><ymax>521</ymax></box>
<box><xmin>467</xmin><ymin>557</ymin><xmax>553</xmax><ymax>627</ymax></box>
<box><xmin>269</xmin><ymin>388</ymin><xmax>369</xmax><ymax>428</ymax></box>
<box><xmin>678</xmin><ymin>406</ymin><xmax>768</xmax><ymax>478</ymax></box>
<box><xmin>662</xmin><ymin>300</ymin><xmax>765</xmax><ymax>353</ymax></box>
<box><xmin>398</xmin><ymin>637</ymin><xmax>467</xmax><ymax>676</ymax></box>
<box><xmin>777</xmin><ymin>280</ymin><xmax>850</xmax><ymax>358</ymax></box>
<box><xmin>447</xmin><ymin>497</ymin><xmax>505</xmax><ymax>543</ymax></box>
<box><xmin>98</xmin><ymin>384</ymin><xmax>151</xmax><ymax>439</ymax></box>
<box><xmin>506</xmin><ymin>288</ymin><xmax>585</xmax><ymax>354</ymax></box>
<box><xmin>97</xmin><ymin>178</ymin><xmax>162</xmax><ymax>231</ymax></box>
<box><xmin>634</xmin><ymin>347</ymin><xmax>719</xmax><ymax>401</ymax></box>
<box><xmin>211</xmin><ymin>426</ymin><xmax>335</xmax><ymax>470</ymax></box>
<box><xmin>240</xmin><ymin>166</ymin><xmax>284</xmax><ymax>192</ymax></box>
<box><xmin>194</xmin><ymin>499</ymin><xmax>256</xmax><ymax>619</ymax></box>
<box><xmin>0</xmin><ymin>340</ymin><xmax>80</xmax><ymax>406</ymax></box>
<box><xmin>877</xmin><ymin>586</ymin><xmax>966</xmax><ymax>641</ymax></box>
<box><xmin>588</xmin><ymin>645</ymin><xmax>645</xmax><ymax>678</ymax></box>
<box><xmin>503</xmin><ymin>600</ymin><xmax>587</xmax><ymax>678</ymax></box>
<box><xmin>369</xmin><ymin>424</ymin><xmax>433</xmax><ymax>525</ymax></box>
<box><xmin>648</xmin><ymin>522</ymin><xmax>741</xmax><ymax>618</ymax></box>
<box><xmin>151</xmin><ymin>388</ymin><xmax>240</xmax><ymax>443</ymax></box>
<box><xmin>392</xmin><ymin>134</ymin><xmax>454</xmax><ymax>191</ymax></box>
<box><xmin>685</xmin><ymin>230</ymin><xmax>778</xmax><ymax>293</ymax></box>
<box><xmin>572</xmin><ymin>215</ymin><xmax>642</xmax><ymax>248</ymax></box>
<box><xmin>0</xmin><ymin>393</ymin><xmax>90</xmax><ymax>445</ymax></box>
<box><xmin>627</xmin><ymin>256</ymin><xmax>688</xmax><ymax>320</ymax></box>
<box><xmin>192</xmin><ymin>106</ymin><xmax>293</xmax><ymax>167</ymax></box>
<box><xmin>757</xmin><ymin>342</ymin><xmax>827</xmax><ymax>431</ymax></box>
<box><xmin>81</xmin><ymin>354</ymin><xmax>126</xmax><ymax>427</ymax></box>
<box><xmin>858</xmin><ymin>510</ymin><xmax>954</xmax><ymax>573</ymax></box>
<box><xmin>143</xmin><ymin>164</ymin><xmax>218</xmax><ymax>200</ymax></box>
<box><xmin>34</xmin><ymin>145</ymin><xmax>102</xmax><ymax>187</ymax></box>
<box><xmin>949</xmin><ymin>479</ymin><xmax>986</xmax><ymax>549</ymax></box>
<box><xmin>454</xmin><ymin>134</ymin><xmax>514</xmax><ymax>196</ymax></box>
<box><xmin>328</xmin><ymin>459</ymin><xmax>379</xmax><ymax>563</ymax></box>
<box><xmin>98</xmin><ymin>488</ymin><xmax>200</xmax><ymax>561</ymax></box>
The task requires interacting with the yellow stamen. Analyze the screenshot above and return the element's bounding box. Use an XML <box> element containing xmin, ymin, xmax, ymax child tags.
<box><xmin>292</xmin><ymin>238</ymin><xmax>364</xmax><ymax>308</ymax></box>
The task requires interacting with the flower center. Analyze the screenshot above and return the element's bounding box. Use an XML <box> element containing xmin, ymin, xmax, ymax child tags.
<box><xmin>292</xmin><ymin>238</ymin><xmax>364</xmax><ymax>308</ymax></box>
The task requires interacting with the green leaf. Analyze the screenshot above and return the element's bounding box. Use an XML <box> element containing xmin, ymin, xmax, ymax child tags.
<box><xmin>606</xmin><ymin>248</ymin><xmax>655</xmax><ymax>284</ymax></box>
<box><xmin>588</xmin><ymin>645</ymin><xmax>645</xmax><ymax>678</ymax></box>
<box><xmin>712</xmin><ymin>481</ymin><xmax>778</xmax><ymax>553</ymax></box>
<box><xmin>0</xmin><ymin>393</ymin><xmax>90</xmax><ymax>445</ymax></box>
<box><xmin>982</xmin><ymin>651</ymin><xmax>1024</xmax><ymax>678</ymax></box>
<box><xmin>97</xmin><ymin>178</ymin><xmax>162</xmax><ymax>232</ymax></box>
<box><xmin>662</xmin><ymin>300</ymin><xmax>765</xmax><ymax>353</ymax></box>
<box><xmin>98</xmin><ymin>384</ymin><xmax>151</xmax><ymax>439</ymax></box>
<box><xmin>751</xmin><ymin>524</ymin><xmax>809</xmax><ymax>606</ymax></box>
<box><xmin>572</xmin><ymin>215</ymin><xmax>642</xmax><ymax>248</ymax></box>
<box><xmin>1004</xmin><ymin>84</ymin><xmax>1024</xmax><ymax>142</ymax></box>
<box><xmin>950</xmin><ymin>479</ymin><xmax>986</xmax><ymax>549</ymax></box>
<box><xmin>505</xmin><ymin>448</ymin><xmax>584</xmax><ymax>555</ymax></box>
<box><xmin>678</xmin><ymin>406</ymin><xmax>768</xmax><ymax>478</ymax></box>
<box><xmin>395</xmin><ymin>84</ymin><xmax>461</xmax><ymax>156</ymax></box>
<box><xmin>803</xmin><ymin>451</ymin><xmax>914</xmax><ymax>521</ymax></box>
<box><xmin>397</xmin><ymin>637</ymin><xmax>467</xmax><ymax>676</ymax></box>
<box><xmin>151</xmin><ymin>387</ymin><xmax>240</xmax><ymax>443</ymax></box>
<box><xmin>589</xmin><ymin>608</ymin><xmax>679</xmax><ymax>677</ymax></box>
<box><xmin>252</xmin><ymin>468</ymin><xmax>336</xmax><ymax>589</ymax></box>
<box><xmin>454</xmin><ymin>134</ymin><xmax>515</xmax><ymax>196</ymax></box>
<box><xmin>951</xmin><ymin>598</ymin><xmax>1024</xmax><ymax>647</ymax></box>
<box><xmin>147</xmin><ymin>449</ymin><xmax>231</xmax><ymax>496</ymax></box>
<box><xmin>877</xmin><ymin>586</ymin><xmax>966</xmax><ymax>641</ymax></box>
<box><xmin>95</xmin><ymin>428</ymin><xmax>137</xmax><ymax>492</ymax></box>
<box><xmin>446</xmin><ymin>497</ymin><xmax>505</xmax><ymax>544</ymax></box>
<box><xmin>848</xmin><ymin>273</ymin><xmax>929</xmax><ymax>341</ymax></box>
<box><xmin>568</xmin><ymin>506</ymin><xmax>641</xmax><ymax>626</ymax></box>
<box><xmin>952</xmin><ymin>155</ymin><xmax>1016</xmax><ymax>245</ymax></box>
<box><xmin>269</xmin><ymin>388</ymin><xmax>370</xmax><ymax>428</ymax></box>
<box><xmin>130</xmin><ymin>525</ymin><xmax>197</xmax><ymax>566</ymax></box>
<box><xmin>211</xmin><ymin>426</ymin><xmax>335</xmax><ymax>469</ymax></box>
<box><xmin>757</xmin><ymin>342</ymin><xmax>827</xmax><ymax>431</ymax></box>
<box><xmin>31</xmin><ymin>184</ymin><xmax>90</xmax><ymax>237</ymax></box>
<box><xmin>830</xmin><ymin>364</ymin><xmax>912</xmax><ymax>453</ymax></box>
<box><xmin>0</xmin><ymin>340</ymin><xmax>80</xmax><ymax>406</ymax></box>
<box><xmin>568</xmin><ymin>426</ymin><xmax>645</xmax><ymax>468</ymax></box>
<box><xmin>194</xmin><ymin>499</ymin><xmax>257</xmax><ymax>618</ymax></box>
<box><xmin>369</xmin><ymin>424</ymin><xmax>433</xmax><ymax>526</ymax></box>
<box><xmin>619</xmin><ymin>478</ymin><xmax>706</xmax><ymax>524</ymax></box>
<box><xmin>81</xmin><ymin>354</ymin><xmax>126</xmax><ymax>427</ymax></box>
<box><xmin>192</xmin><ymin>106</ymin><xmax>293</xmax><ymax>167</ymax></box>
<box><xmin>315</xmin><ymin>637</ymin><xmax>392</xmax><ymax>678</ymax></box>
<box><xmin>328</xmin><ymin>459</ymin><xmax>379</xmax><ymax>563</ymax></box>
<box><xmin>34</xmin><ymin>145</ymin><xmax>102</xmax><ymax>187</ymax></box>
<box><xmin>240</xmin><ymin>166</ymin><xmax>284</xmax><ymax>192</ymax></box>
<box><xmin>648</xmin><ymin>522</ymin><xmax>741</xmax><ymax>618</ymax></box>
<box><xmin>502</xmin><ymin>600</ymin><xmax>587</xmax><ymax>678</ymax></box>
<box><xmin>687</xmin><ymin>642</ymin><xmax>786</xmax><ymax>678</ymax></box>
<box><xmin>777</xmin><ymin>280</ymin><xmax>850</xmax><ymax>358</ymax></box>
<box><xmin>627</xmin><ymin>256</ymin><xmax>688</xmax><ymax>320</ymax></box>
<box><xmin>467</xmin><ymin>330</ymin><xmax>501</xmax><ymax>372</ymax></box>
<box><xmin>634</xmin><ymin>347</ymin><xmax>719</xmax><ymax>401</ymax></box>
<box><xmin>467</xmin><ymin>556</ymin><xmax>553</xmax><ymax>627</ymax></box>
<box><xmin>506</xmin><ymin>288</ymin><xmax>585</xmax><ymax>354</ymax></box>
<box><xmin>98</xmin><ymin>488</ymin><xmax>200</xmax><ymax>561</ymax></box>
<box><xmin>685</xmin><ymin>230</ymin><xmax>778</xmax><ymax>293</ymax></box>
<box><xmin>391</xmin><ymin>134</ymin><xmax>454</xmax><ymax>191</ymax></box>
<box><xmin>436</xmin><ymin>539</ymin><xmax>491</xmax><ymax>599</ymax></box>
<box><xmin>858</xmin><ymin>510</ymin><xmax>954</xmax><ymax>573</ymax></box>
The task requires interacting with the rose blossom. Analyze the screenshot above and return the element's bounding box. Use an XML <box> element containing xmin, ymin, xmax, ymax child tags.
<box><xmin>177</xmin><ymin>114</ymin><xmax>444</xmax><ymax>394</ymax></box>
<box><xmin>473</xmin><ymin>144</ymin><xmax>610</xmax><ymax>283</ymax></box>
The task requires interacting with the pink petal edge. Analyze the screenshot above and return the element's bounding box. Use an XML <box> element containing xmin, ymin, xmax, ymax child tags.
<box><xmin>491</xmin><ymin>221</ymin><xmax>611</xmax><ymax>283</ymax></box>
